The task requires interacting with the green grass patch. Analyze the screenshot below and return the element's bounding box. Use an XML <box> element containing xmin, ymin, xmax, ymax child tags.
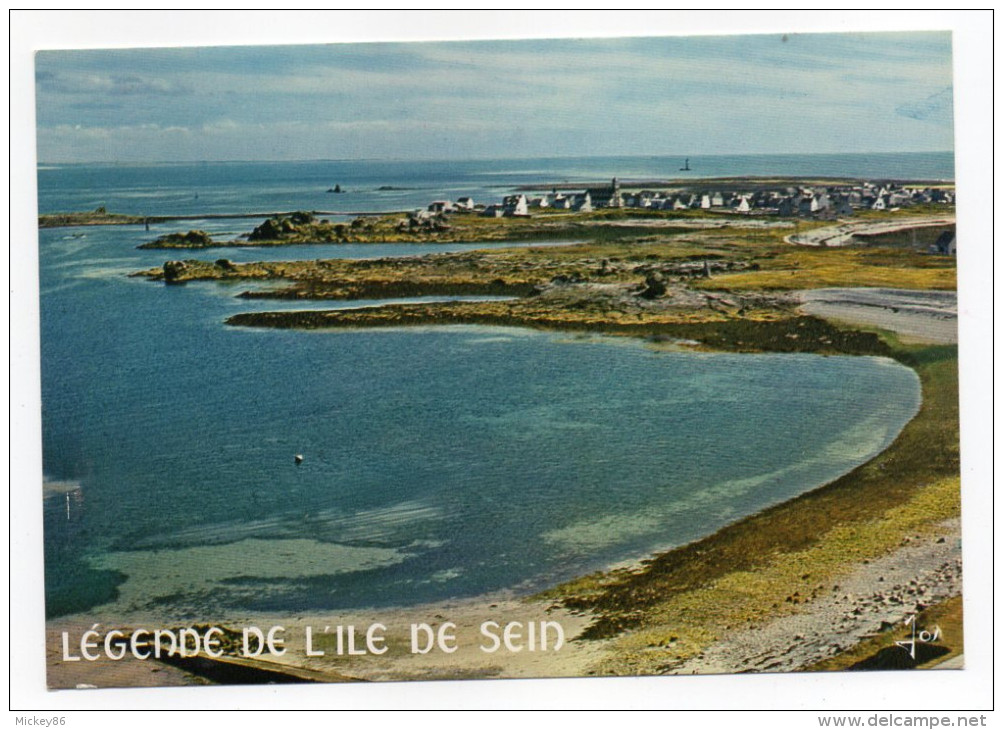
<box><xmin>695</xmin><ymin>246</ymin><xmax>956</xmax><ymax>291</ymax></box>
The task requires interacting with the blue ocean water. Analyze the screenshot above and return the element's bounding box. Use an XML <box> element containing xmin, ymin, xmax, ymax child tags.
<box><xmin>38</xmin><ymin>156</ymin><xmax>926</xmax><ymax>621</ymax></box>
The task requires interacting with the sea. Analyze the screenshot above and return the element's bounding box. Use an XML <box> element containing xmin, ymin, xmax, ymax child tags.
<box><xmin>37</xmin><ymin>154</ymin><xmax>938</xmax><ymax>621</ymax></box>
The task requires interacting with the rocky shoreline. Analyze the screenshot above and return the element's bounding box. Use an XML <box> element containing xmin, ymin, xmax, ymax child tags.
<box><xmin>666</xmin><ymin>520</ymin><xmax>962</xmax><ymax>674</ymax></box>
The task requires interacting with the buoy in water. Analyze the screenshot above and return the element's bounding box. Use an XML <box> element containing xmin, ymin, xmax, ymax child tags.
<box><xmin>294</xmin><ymin>454</ymin><xmax>304</xmax><ymax>465</ymax></box>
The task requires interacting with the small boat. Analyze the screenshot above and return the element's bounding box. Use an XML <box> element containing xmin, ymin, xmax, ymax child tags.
<box><xmin>294</xmin><ymin>454</ymin><xmax>304</xmax><ymax>465</ymax></box>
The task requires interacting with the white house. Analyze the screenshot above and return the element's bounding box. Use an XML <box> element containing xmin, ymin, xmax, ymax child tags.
<box><xmin>428</xmin><ymin>200</ymin><xmax>456</xmax><ymax>213</ymax></box>
<box><xmin>551</xmin><ymin>194</ymin><xmax>572</xmax><ymax>210</ymax></box>
<box><xmin>572</xmin><ymin>191</ymin><xmax>593</xmax><ymax>213</ymax></box>
<box><xmin>503</xmin><ymin>194</ymin><xmax>530</xmax><ymax>217</ymax></box>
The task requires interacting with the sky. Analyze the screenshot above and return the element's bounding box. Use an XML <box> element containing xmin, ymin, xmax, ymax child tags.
<box><xmin>35</xmin><ymin>31</ymin><xmax>955</xmax><ymax>163</ymax></box>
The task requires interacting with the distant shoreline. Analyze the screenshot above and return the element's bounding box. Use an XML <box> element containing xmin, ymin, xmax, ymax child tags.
<box><xmin>35</xmin><ymin>151</ymin><xmax>957</xmax><ymax>169</ymax></box>
<box><xmin>37</xmin><ymin>172</ymin><xmax>956</xmax><ymax>230</ymax></box>
<box><xmin>517</xmin><ymin>175</ymin><xmax>955</xmax><ymax>192</ymax></box>
<box><xmin>38</xmin><ymin>209</ymin><xmax>398</xmax><ymax>229</ymax></box>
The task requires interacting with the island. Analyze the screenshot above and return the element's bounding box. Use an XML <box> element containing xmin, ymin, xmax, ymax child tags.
<box><xmin>70</xmin><ymin>178</ymin><xmax>962</xmax><ymax>682</ymax></box>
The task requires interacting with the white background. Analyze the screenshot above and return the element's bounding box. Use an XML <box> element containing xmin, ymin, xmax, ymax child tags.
<box><xmin>8</xmin><ymin>9</ymin><xmax>996</xmax><ymax>718</ymax></box>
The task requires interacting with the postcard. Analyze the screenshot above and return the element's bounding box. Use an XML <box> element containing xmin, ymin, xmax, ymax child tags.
<box><xmin>14</xmin><ymin>13</ymin><xmax>991</xmax><ymax>710</ymax></box>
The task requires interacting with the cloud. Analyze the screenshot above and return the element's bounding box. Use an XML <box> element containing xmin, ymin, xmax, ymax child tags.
<box><xmin>33</xmin><ymin>32</ymin><xmax>956</xmax><ymax>162</ymax></box>
<box><xmin>895</xmin><ymin>86</ymin><xmax>955</xmax><ymax>125</ymax></box>
<box><xmin>37</xmin><ymin>70</ymin><xmax>191</xmax><ymax>96</ymax></box>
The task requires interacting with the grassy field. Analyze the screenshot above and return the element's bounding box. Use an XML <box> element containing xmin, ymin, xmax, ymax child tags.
<box><xmin>136</xmin><ymin>216</ymin><xmax>956</xmax><ymax>297</ymax></box>
<box><xmin>694</xmin><ymin>246</ymin><xmax>957</xmax><ymax>291</ymax></box>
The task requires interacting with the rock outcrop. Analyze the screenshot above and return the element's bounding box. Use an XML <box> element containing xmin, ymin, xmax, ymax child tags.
<box><xmin>162</xmin><ymin>260</ymin><xmax>189</xmax><ymax>283</ymax></box>
<box><xmin>247</xmin><ymin>212</ymin><xmax>344</xmax><ymax>243</ymax></box>
<box><xmin>148</xmin><ymin>230</ymin><xmax>215</xmax><ymax>248</ymax></box>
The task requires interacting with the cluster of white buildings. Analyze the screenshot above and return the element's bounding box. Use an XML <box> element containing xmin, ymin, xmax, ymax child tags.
<box><xmin>421</xmin><ymin>179</ymin><xmax>954</xmax><ymax>220</ymax></box>
<box><xmin>426</xmin><ymin>178</ymin><xmax>624</xmax><ymax>218</ymax></box>
<box><xmin>686</xmin><ymin>182</ymin><xmax>956</xmax><ymax>218</ymax></box>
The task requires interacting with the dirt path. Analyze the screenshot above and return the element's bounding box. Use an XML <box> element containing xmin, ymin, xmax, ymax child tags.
<box><xmin>798</xmin><ymin>288</ymin><xmax>957</xmax><ymax>344</ymax></box>
<box><xmin>788</xmin><ymin>217</ymin><xmax>955</xmax><ymax>247</ymax></box>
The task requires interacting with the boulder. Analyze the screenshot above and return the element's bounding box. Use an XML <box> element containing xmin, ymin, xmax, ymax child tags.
<box><xmin>183</xmin><ymin>230</ymin><xmax>212</xmax><ymax>246</ymax></box>
<box><xmin>248</xmin><ymin>218</ymin><xmax>282</xmax><ymax>241</ymax></box>
<box><xmin>639</xmin><ymin>271</ymin><xmax>667</xmax><ymax>299</ymax></box>
<box><xmin>163</xmin><ymin>260</ymin><xmax>188</xmax><ymax>283</ymax></box>
<box><xmin>150</xmin><ymin>229</ymin><xmax>214</xmax><ymax>247</ymax></box>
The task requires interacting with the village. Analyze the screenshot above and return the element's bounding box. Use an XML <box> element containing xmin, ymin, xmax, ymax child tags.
<box><xmin>422</xmin><ymin>176</ymin><xmax>956</xmax><ymax>220</ymax></box>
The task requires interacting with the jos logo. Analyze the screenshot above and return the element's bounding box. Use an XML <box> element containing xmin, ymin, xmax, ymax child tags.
<box><xmin>895</xmin><ymin>614</ymin><xmax>941</xmax><ymax>659</ymax></box>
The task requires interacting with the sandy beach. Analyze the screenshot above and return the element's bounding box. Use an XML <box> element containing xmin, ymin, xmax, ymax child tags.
<box><xmin>787</xmin><ymin>217</ymin><xmax>956</xmax><ymax>247</ymax></box>
<box><xmin>798</xmin><ymin>288</ymin><xmax>957</xmax><ymax>344</ymax></box>
<box><xmin>46</xmin><ymin>592</ymin><xmax>607</xmax><ymax>688</ymax></box>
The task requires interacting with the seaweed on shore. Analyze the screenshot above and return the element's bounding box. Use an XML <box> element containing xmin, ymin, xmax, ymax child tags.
<box><xmin>224</xmin><ymin>308</ymin><xmax>889</xmax><ymax>357</ymax></box>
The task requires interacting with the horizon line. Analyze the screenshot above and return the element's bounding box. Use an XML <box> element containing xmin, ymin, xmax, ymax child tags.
<box><xmin>37</xmin><ymin>150</ymin><xmax>956</xmax><ymax>167</ymax></box>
